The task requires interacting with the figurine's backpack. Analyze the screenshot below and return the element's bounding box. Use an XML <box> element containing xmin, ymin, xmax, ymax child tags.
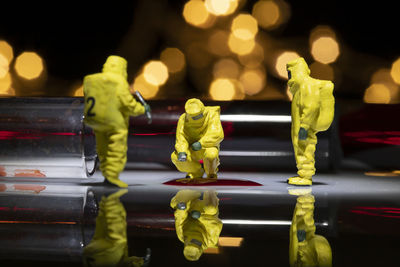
<box><xmin>316</xmin><ymin>80</ymin><xmax>335</xmax><ymax>132</ymax></box>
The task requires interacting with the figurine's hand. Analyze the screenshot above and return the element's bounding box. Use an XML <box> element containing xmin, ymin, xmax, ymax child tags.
<box><xmin>298</xmin><ymin>127</ymin><xmax>308</xmax><ymax>140</ymax></box>
<box><xmin>144</xmin><ymin>103</ymin><xmax>151</xmax><ymax>114</ymax></box>
<box><xmin>178</xmin><ymin>152</ymin><xmax>187</xmax><ymax>162</ymax></box>
<box><xmin>191</xmin><ymin>141</ymin><xmax>202</xmax><ymax>151</ymax></box>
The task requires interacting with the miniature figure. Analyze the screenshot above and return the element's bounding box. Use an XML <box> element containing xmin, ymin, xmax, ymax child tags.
<box><xmin>289</xmin><ymin>188</ymin><xmax>332</xmax><ymax>267</ymax></box>
<box><xmin>170</xmin><ymin>189</ymin><xmax>223</xmax><ymax>261</ymax></box>
<box><xmin>171</xmin><ymin>98</ymin><xmax>224</xmax><ymax>181</ymax></box>
<box><xmin>83</xmin><ymin>189</ymin><xmax>151</xmax><ymax>266</ymax></box>
<box><xmin>287</xmin><ymin>57</ymin><xmax>335</xmax><ymax>185</ymax></box>
<box><xmin>83</xmin><ymin>55</ymin><xmax>151</xmax><ymax>188</ymax></box>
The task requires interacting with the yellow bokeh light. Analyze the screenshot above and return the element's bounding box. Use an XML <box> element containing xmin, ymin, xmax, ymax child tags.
<box><xmin>183</xmin><ymin>0</ymin><xmax>215</xmax><ymax>28</ymax></box>
<box><xmin>208</xmin><ymin>30</ymin><xmax>231</xmax><ymax>56</ymax></box>
<box><xmin>73</xmin><ymin>84</ymin><xmax>83</xmax><ymax>97</ymax></box>
<box><xmin>132</xmin><ymin>74</ymin><xmax>159</xmax><ymax>99</ymax></box>
<box><xmin>309</xmin><ymin>25</ymin><xmax>336</xmax><ymax>45</ymax></box>
<box><xmin>363</xmin><ymin>83</ymin><xmax>391</xmax><ymax>104</ymax></box>
<box><xmin>238</xmin><ymin>42</ymin><xmax>264</xmax><ymax>68</ymax></box>
<box><xmin>0</xmin><ymin>72</ymin><xmax>12</xmax><ymax>95</ymax></box>
<box><xmin>239</xmin><ymin>68</ymin><xmax>266</xmax><ymax>95</ymax></box>
<box><xmin>274</xmin><ymin>51</ymin><xmax>300</xmax><ymax>79</ymax></box>
<box><xmin>0</xmin><ymin>40</ymin><xmax>14</xmax><ymax>63</ymax></box>
<box><xmin>371</xmin><ymin>68</ymin><xmax>399</xmax><ymax>102</ymax></box>
<box><xmin>143</xmin><ymin>61</ymin><xmax>169</xmax><ymax>86</ymax></box>
<box><xmin>309</xmin><ymin>62</ymin><xmax>334</xmax><ymax>81</ymax></box>
<box><xmin>252</xmin><ymin>0</ymin><xmax>280</xmax><ymax>29</ymax></box>
<box><xmin>228</xmin><ymin>33</ymin><xmax>256</xmax><ymax>55</ymax></box>
<box><xmin>160</xmin><ymin>48</ymin><xmax>185</xmax><ymax>73</ymax></box>
<box><xmin>231</xmin><ymin>14</ymin><xmax>258</xmax><ymax>41</ymax></box>
<box><xmin>213</xmin><ymin>58</ymin><xmax>240</xmax><ymax>79</ymax></box>
<box><xmin>209</xmin><ymin>78</ymin><xmax>236</xmax><ymax>100</ymax></box>
<box><xmin>14</xmin><ymin>52</ymin><xmax>44</xmax><ymax>80</ymax></box>
<box><xmin>390</xmin><ymin>57</ymin><xmax>400</xmax><ymax>85</ymax></box>
<box><xmin>310</xmin><ymin>36</ymin><xmax>340</xmax><ymax>64</ymax></box>
<box><xmin>0</xmin><ymin>54</ymin><xmax>9</xmax><ymax>79</ymax></box>
<box><xmin>205</xmin><ymin>0</ymin><xmax>238</xmax><ymax>16</ymax></box>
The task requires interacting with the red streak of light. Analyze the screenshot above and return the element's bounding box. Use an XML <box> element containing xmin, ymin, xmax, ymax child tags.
<box><xmin>350</xmin><ymin>210</ymin><xmax>400</xmax><ymax>219</ymax></box>
<box><xmin>131</xmin><ymin>132</ymin><xmax>174</xmax><ymax>136</ymax></box>
<box><xmin>0</xmin><ymin>221</ymin><xmax>76</xmax><ymax>224</ymax></box>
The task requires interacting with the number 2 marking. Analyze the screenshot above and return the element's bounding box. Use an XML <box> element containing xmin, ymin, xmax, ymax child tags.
<box><xmin>86</xmin><ymin>97</ymin><xmax>96</xmax><ymax>117</ymax></box>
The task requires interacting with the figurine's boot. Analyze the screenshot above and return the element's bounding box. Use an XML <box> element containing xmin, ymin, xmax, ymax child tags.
<box><xmin>171</xmin><ymin>151</ymin><xmax>204</xmax><ymax>178</ymax></box>
<box><xmin>203</xmin><ymin>147</ymin><xmax>220</xmax><ymax>179</ymax></box>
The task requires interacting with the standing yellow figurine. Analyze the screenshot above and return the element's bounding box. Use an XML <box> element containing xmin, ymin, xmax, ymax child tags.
<box><xmin>171</xmin><ymin>99</ymin><xmax>224</xmax><ymax>181</ymax></box>
<box><xmin>170</xmin><ymin>190</ymin><xmax>223</xmax><ymax>261</ymax></box>
<box><xmin>83</xmin><ymin>55</ymin><xmax>151</xmax><ymax>188</ymax></box>
<box><xmin>288</xmin><ymin>188</ymin><xmax>332</xmax><ymax>267</ymax></box>
<box><xmin>287</xmin><ymin>58</ymin><xmax>335</xmax><ymax>185</ymax></box>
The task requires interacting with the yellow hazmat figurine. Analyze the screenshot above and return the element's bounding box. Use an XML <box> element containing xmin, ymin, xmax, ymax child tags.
<box><xmin>83</xmin><ymin>55</ymin><xmax>151</xmax><ymax>188</ymax></box>
<box><xmin>289</xmin><ymin>188</ymin><xmax>332</xmax><ymax>267</ymax></box>
<box><xmin>171</xmin><ymin>99</ymin><xmax>224</xmax><ymax>180</ymax></box>
<box><xmin>170</xmin><ymin>190</ymin><xmax>223</xmax><ymax>261</ymax></box>
<box><xmin>83</xmin><ymin>189</ymin><xmax>151</xmax><ymax>267</ymax></box>
<box><xmin>287</xmin><ymin>57</ymin><xmax>335</xmax><ymax>185</ymax></box>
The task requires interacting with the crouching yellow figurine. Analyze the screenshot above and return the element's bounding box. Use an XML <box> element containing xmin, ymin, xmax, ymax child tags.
<box><xmin>83</xmin><ymin>189</ymin><xmax>151</xmax><ymax>267</ymax></box>
<box><xmin>171</xmin><ymin>99</ymin><xmax>224</xmax><ymax>181</ymax></box>
<box><xmin>287</xmin><ymin>57</ymin><xmax>335</xmax><ymax>185</ymax></box>
<box><xmin>170</xmin><ymin>190</ymin><xmax>223</xmax><ymax>261</ymax></box>
<box><xmin>289</xmin><ymin>188</ymin><xmax>332</xmax><ymax>267</ymax></box>
<box><xmin>83</xmin><ymin>55</ymin><xmax>151</xmax><ymax>188</ymax></box>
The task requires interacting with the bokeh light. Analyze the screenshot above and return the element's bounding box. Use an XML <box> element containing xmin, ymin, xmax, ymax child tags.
<box><xmin>205</xmin><ymin>0</ymin><xmax>238</xmax><ymax>16</ymax></box>
<box><xmin>0</xmin><ymin>40</ymin><xmax>14</xmax><ymax>63</ymax></box>
<box><xmin>14</xmin><ymin>52</ymin><xmax>44</xmax><ymax>80</ymax></box>
<box><xmin>309</xmin><ymin>62</ymin><xmax>334</xmax><ymax>81</ymax></box>
<box><xmin>0</xmin><ymin>72</ymin><xmax>12</xmax><ymax>95</ymax></box>
<box><xmin>231</xmin><ymin>14</ymin><xmax>258</xmax><ymax>41</ymax></box>
<box><xmin>132</xmin><ymin>73</ymin><xmax>159</xmax><ymax>99</ymax></box>
<box><xmin>73</xmin><ymin>84</ymin><xmax>83</xmax><ymax>97</ymax></box>
<box><xmin>252</xmin><ymin>0</ymin><xmax>280</xmax><ymax>29</ymax></box>
<box><xmin>213</xmin><ymin>58</ymin><xmax>240</xmax><ymax>79</ymax></box>
<box><xmin>160</xmin><ymin>48</ymin><xmax>186</xmax><ymax>73</ymax></box>
<box><xmin>238</xmin><ymin>42</ymin><xmax>264</xmax><ymax>68</ymax></box>
<box><xmin>143</xmin><ymin>60</ymin><xmax>169</xmax><ymax>86</ymax></box>
<box><xmin>370</xmin><ymin>68</ymin><xmax>399</xmax><ymax>102</ymax></box>
<box><xmin>239</xmin><ymin>68</ymin><xmax>266</xmax><ymax>95</ymax></box>
<box><xmin>208</xmin><ymin>30</ymin><xmax>231</xmax><ymax>56</ymax></box>
<box><xmin>209</xmin><ymin>79</ymin><xmax>236</xmax><ymax>100</ymax></box>
<box><xmin>228</xmin><ymin>33</ymin><xmax>256</xmax><ymax>55</ymax></box>
<box><xmin>183</xmin><ymin>0</ymin><xmax>215</xmax><ymax>28</ymax></box>
<box><xmin>363</xmin><ymin>83</ymin><xmax>391</xmax><ymax>104</ymax></box>
<box><xmin>309</xmin><ymin>25</ymin><xmax>336</xmax><ymax>44</ymax></box>
<box><xmin>0</xmin><ymin>54</ymin><xmax>9</xmax><ymax>78</ymax></box>
<box><xmin>274</xmin><ymin>51</ymin><xmax>300</xmax><ymax>79</ymax></box>
<box><xmin>390</xmin><ymin>57</ymin><xmax>400</xmax><ymax>85</ymax></box>
<box><xmin>310</xmin><ymin>36</ymin><xmax>340</xmax><ymax>64</ymax></box>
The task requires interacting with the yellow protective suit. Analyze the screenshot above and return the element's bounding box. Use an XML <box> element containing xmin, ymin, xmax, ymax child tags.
<box><xmin>83</xmin><ymin>56</ymin><xmax>145</xmax><ymax>188</ymax></box>
<box><xmin>83</xmin><ymin>189</ymin><xmax>150</xmax><ymax>267</ymax></box>
<box><xmin>170</xmin><ymin>190</ymin><xmax>223</xmax><ymax>261</ymax></box>
<box><xmin>287</xmin><ymin>57</ymin><xmax>335</xmax><ymax>185</ymax></box>
<box><xmin>289</xmin><ymin>189</ymin><xmax>332</xmax><ymax>267</ymax></box>
<box><xmin>171</xmin><ymin>99</ymin><xmax>224</xmax><ymax>179</ymax></box>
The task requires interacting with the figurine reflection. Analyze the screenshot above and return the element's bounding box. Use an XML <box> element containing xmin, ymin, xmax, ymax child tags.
<box><xmin>289</xmin><ymin>188</ymin><xmax>332</xmax><ymax>267</ymax></box>
<box><xmin>170</xmin><ymin>190</ymin><xmax>223</xmax><ymax>261</ymax></box>
<box><xmin>83</xmin><ymin>189</ymin><xmax>151</xmax><ymax>267</ymax></box>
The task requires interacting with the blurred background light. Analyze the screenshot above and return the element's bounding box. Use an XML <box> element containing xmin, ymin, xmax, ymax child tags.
<box><xmin>0</xmin><ymin>72</ymin><xmax>12</xmax><ymax>95</ymax></box>
<box><xmin>390</xmin><ymin>57</ymin><xmax>400</xmax><ymax>85</ymax></box>
<box><xmin>0</xmin><ymin>54</ymin><xmax>9</xmax><ymax>78</ymax></box>
<box><xmin>160</xmin><ymin>48</ymin><xmax>186</xmax><ymax>74</ymax></box>
<box><xmin>132</xmin><ymin>73</ymin><xmax>159</xmax><ymax>99</ymax></box>
<box><xmin>213</xmin><ymin>58</ymin><xmax>240</xmax><ymax>79</ymax></box>
<box><xmin>228</xmin><ymin>33</ymin><xmax>256</xmax><ymax>55</ymax></box>
<box><xmin>309</xmin><ymin>62</ymin><xmax>334</xmax><ymax>81</ymax></box>
<box><xmin>363</xmin><ymin>83</ymin><xmax>391</xmax><ymax>104</ymax></box>
<box><xmin>0</xmin><ymin>40</ymin><xmax>14</xmax><ymax>63</ymax></box>
<box><xmin>252</xmin><ymin>0</ymin><xmax>280</xmax><ymax>29</ymax></box>
<box><xmin>239</xmin><ymin>68</ymin><xmax>266</xmax><ymax>95</ymax></box>
<box><xmin>209</xmin><ymin>78</ymin><xmax>243</xmax><ymax>100</ymax></box>
<box><xmin>205</xmin><ymin>0</ymin><xmax>238</xmax><ymax>16</ymax></box>
<box><xmin>208</xmin><ymin>30</ymin><xmax>231</xmax><ymax>56</ymax></box>
<box><xmin>370</xmin><ymin>68</ymin><xmax>399</xmax><ymax>103</ymax></box>
<box><xmin>231</xmin><ymin>14</ymin><xmax>258</xmax><ymax>41</ymax></box>
<box><xmin>73</xmin><ymin>83</ymin><xmax>83</xmax><ymax>97</ymax></box>
<box><xmin>14</xmin><ymin>52</ymin><xmax>44</xmax><ymax>80</ymax></box>
<box><xmin>309</xmin><ymin>25</ymin><xmax>336</xmax><ymax>44</ymax></box>
<box><xmin>238</xmin><ymin>42</ymin><xmax>264</xmax><ymax>68</ymax></box>
<box><xmin>310</xmin><ymin>36</ymin><xmax>340</xmax><ymax>64</ymax></box>
<box><xmin>143</xmin><ymin>60</ymin><xmax>169</xmax><ymax>86</ymax></box>
<box><xmin>274</xmin><ymin>51</ymin><xmax>300</xmax><ymax>79</ymax></box>
<box><xmin>183</xmin><ymin>0</ymin><xmax>215</xmax><ymax>28</ymax></box>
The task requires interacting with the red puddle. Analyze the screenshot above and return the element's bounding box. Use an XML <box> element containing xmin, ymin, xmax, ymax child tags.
<box><xmin>163</xmin><ymin>178</ymin><xmax>262</xmax><ymax>186</ymax></box>
<box><xmin>13</xmin><ymin>184</ymin><xmax>46</xmax><ymax>194</ymax></box>
<box><xmin>14</xmin><ymin>169</ymin><xmax>46</xmax><ymax>178</ymax></box>
<box><xmin>0</xmin><ymin>166</ymin><xmax>6</xmax><ymax>177</ymax></box>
